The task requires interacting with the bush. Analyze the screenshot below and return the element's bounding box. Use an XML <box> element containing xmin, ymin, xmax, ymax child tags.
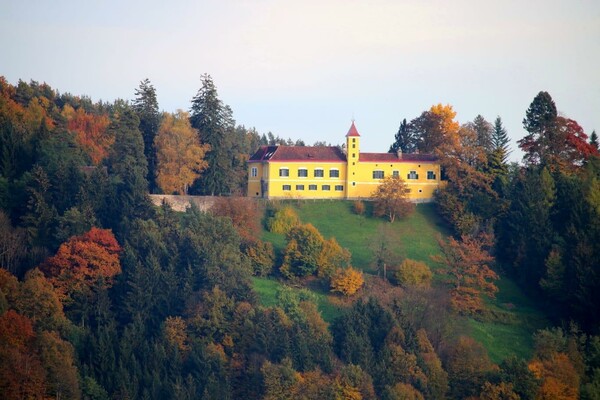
<box><xmin>267</xmin><ymin>206</ymin><xmax>300</xmax><ymax>234</ymax></box>
<box><xmin>330</xmin><ymin>267</ymin><xmax>364</xmax><ymax>296</ymax></box>
<box><xmin>242</xmin><ymin>239</ymin><xmax>275</xmax><ymax>276</ymax></box>
<box><xmin>353</xmin><ymin>200</ymin><xmax>365</xmax><ymax>215</ymax></box>
<box><xmin>394</xmin><ymin>259</ymin><xmax>432</xmax><ymax>288</ymax></box>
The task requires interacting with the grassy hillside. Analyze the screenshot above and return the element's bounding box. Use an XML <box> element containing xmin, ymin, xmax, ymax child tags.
<box><xmin>255</xmin><ymin>200</ymin><xmax>548</xmax><ymax>363</ymax></box>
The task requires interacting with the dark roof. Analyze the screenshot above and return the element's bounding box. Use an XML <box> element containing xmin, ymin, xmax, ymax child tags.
<box><xmin>249</xmin><ymin>145</ymin><xmax>347</xmax><ymax>162</ymax></box>
<box><xmin>346</xmin><ymin>121</ymin><xmax>360</xmax><ymax>137</ymax></box>
<box><xmin>360</xmin><ymin>152</ymin><xmax>438</xmax><ymax>162</ymax></box>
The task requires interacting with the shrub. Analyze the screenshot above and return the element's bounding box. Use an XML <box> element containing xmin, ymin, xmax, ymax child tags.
<box><xmin>243</xmin><ymin>239</ymin><xmax>275</xmax><ymax>276</ymax></box>
<box><xmin>394</xmin><ymin>259</ymin><xmax>432</xmax><ymax>288</ymax></box>
<box><xmin>353</xmin><ymin>200</ymin><xmax>365</xmax><ymax>215</ymax></box>
<box><xmin>267</xmin><ymin>206</ymin><xmax>300</xmax><ymax>234</ymax></box>
<box><xmin>330</xmin><ymin>267</ymin><xmax>364</xmax><ymax>296</ymax></box>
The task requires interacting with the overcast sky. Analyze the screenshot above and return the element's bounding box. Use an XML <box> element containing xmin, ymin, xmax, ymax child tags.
<box><xmin>2</xmin><ymin>0</ymin><xmax>599</xmax><ymax>160</ymax></box>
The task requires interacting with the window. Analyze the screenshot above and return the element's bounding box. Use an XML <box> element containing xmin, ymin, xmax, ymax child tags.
<box><xmin>283</xmin><ymin>185</ymin><xmax>291</xmax><ymax>191</ymax></box>
<box><xmin>279</xmin><ymin>168</ymin><xmax>289</xmax><ymax>177</ymax></box>
<box><xmin>373</xmin><ymin>170</ymin><xmax>384</xmax><ymax>179</ymax></box>
<box><xmin>393</xmin><ymin>170</ymin><xmax>399</xmax><ymax>178</ymax></box>
<box><xmin>329</xmin><ymin>169</ymin><xmax>339</xmax><ymax>178</ymax></box>
<box><xmin>352</xmin><ymin>144</ymin><xmax>355</xmax><ymax>149</ymax></box>
<box><xmin>427</xmin><ymin>171</ymin><xmax>436</xmax><ymax>180</ymax></box>
<box><xmin>298</xmin><ymin>168</ymin><xmax>308</xmax><ymax>177</ymax></box>
<box><xmin>314</xmin><ymin>168</ymin><xmax>324</xmax><ymax>177</ymax></box>
<box><xmin>352</xmin><ymin>153</ymin><xmax>356</xmax><ymax>158</ymax></box>
<box><xmin>335</xmin><ymin>185</ymin><xmax>344</xmax><ymax>191</ymax></box>
<box><xmin>296</xmin><ymin>184</ymin><xmax>305</xmax><ymax>190</ymax></box>
<box><xmin>352</xmin><ymin>182</ymin><xmax>356</xmax><ymax>186</ymax></box>
<box><xmin>352</xmin><ymin>138</ymin><xmax>356</xmax><ymax>143</ymax></box>
<box><xmin>322</xmin><ymin>185</ymin><xmax>331</xmax><ymax>191</ymax></box>
<box><xmin>407</xmin><ymin>171</ymin><xmax>418</xmax><ymax>180</ymax></box>
<box><xmin>251</xmin><ymin>167</ymin><xmax>258</xmax><ymax>177</ymax></box>
<box><xmin>309</xmin><ymin>184</ymin><xmax>317</xmax><ymax>191</ymax></box>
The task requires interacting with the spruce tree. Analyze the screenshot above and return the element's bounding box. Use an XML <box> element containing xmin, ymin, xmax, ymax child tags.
<box><xmin>520</xmin><ymin>91</ymin><xmax>558</xmax><ymax>165</ymax></box>
<box><xmin>132</xmin><ymin>79</ymin><xmax>160</xmax><ymax>193</ymax></box>
<box><xmin>189</xmin><ymin>74</ymin><xmax>236</xmax><ymax>195</ymax></box>
<box><xmin>389</xmin><ymin>119</ymin><xmax>416</xmax><ymax>154</ymax></box>
<box><xmin>590</xmin><ymin>130</ymin><xmax>599</xmax><ymax>151</ymax></box>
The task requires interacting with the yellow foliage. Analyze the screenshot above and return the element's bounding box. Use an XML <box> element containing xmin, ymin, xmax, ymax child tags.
<box><xmin>394</xmin><ymin>259</ymin><xmax>432</xmax><ymax>288</ymax></box>
<box><xmin>330</xmin><ymin>267</ymin><xmax>364</xmax><ymax>296</ymax></box>
<box><xmin>155</xmin><ymin>110</ymin><xmax>210</xmax><ymax>194</ymax></box>
<box><xmin>267</xmin><ymin>206</ymin><xmax>299</xmax><ymax>234</ymax></box>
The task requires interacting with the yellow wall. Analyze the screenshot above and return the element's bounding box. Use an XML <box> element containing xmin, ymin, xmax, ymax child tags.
<box><xmin>247</xmin><ymin>150</ymin><xmax>444</xmax><ymax>201</ymax></box>
<box><xmin>247</xmin><ymin>161</ymin><xmax>347</xmax><ymax>199</ymax></box>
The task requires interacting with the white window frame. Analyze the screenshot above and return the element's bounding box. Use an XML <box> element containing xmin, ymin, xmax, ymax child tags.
<box><xmin>322</xmin><ymin>185</ymin><xmax>331</xmax><ymax>191</ymax></box>
<box><xmin>373</xmin><ymin>170</ymin><xmax>384</xmax><ymax>179</ymax></box>
<box><xmin>251</xmin><ymin>167</ymin><xmax>258</xmax><ymax>177</ymax></box>
<box><xmin>282</xmin><ymin>184</ymin><xmax>291</xmax><ymax>191</ymax></box>
<box><xmin>335</xmin><ymin>185</ymin><xmax>344</xmax><ymax>191</ymax></box>
<box><xmin>296</xmin><ymin>184</ymin><xmax>305</xmax><ymax>190</ymax></box>
<box><xmin>407</xmin><ymin>170</ymin><xmax>418</xmax><ymax>180</ymax></box>
<box><xmin>314</xmin><ymin>168</ymin><xmax>324</xmax><ymax>178</ymax></box>
<box><xmin>308</xmin><ymin>184</ymin><xmax>317</xmax><ymax>191</ymax></box>
<box><xmin>329</xmin><ymin>168</ymin><xmax>340</xmax><ymax>178</ymax></box>
<box><xmin>279</xmin><ymin>167</ymin><xmax>289</xmax><ymax>177</ymax></box>
<box><xmin>427</xmin><ymin>171</ymin><xmax>436</xmax><ymax>180</ymax></box>
<box><xmin>298</xmin><ymin>168</ymin><xmax>308</xmax><ymax>178</ymax></box>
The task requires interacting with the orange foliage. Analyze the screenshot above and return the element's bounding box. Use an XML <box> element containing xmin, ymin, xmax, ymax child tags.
<box><xmin>41</xmin><ymin>227</ymin><xmax>122</xmax><ymax>300</ymax></box>
<box><xmin>212</xmin><ymin>196</ymin><xmax>261</xmax><ymax>241</ymax></box>
<box><xmin>61</xmin><ymin>104</ymin><xmax>112</xmax><ymax>164</ymax></box>
<box><xmin>330</xmin><ymin>267</ymin><xmax>365</xmax><ymax>296</ymax></box>
<box><xmin>528</xmin><ymin>352</ymin><xmax>580</xmax><ymax>400</ymax></box>
<box><xmin>0</xmin><ymin>310</ymin><xmax>47</xmax><ymax>399</ymax></box>
<box><xmin>433</xmin><ymin>234</ymin><xmax>497</xmax><ymax>314</ymax></box>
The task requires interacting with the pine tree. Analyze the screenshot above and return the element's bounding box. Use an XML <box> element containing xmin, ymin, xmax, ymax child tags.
<box><xmin>132</xmin><ymin>79</ymin><xmax>160</xmax><ymax>193</ymax></box>
<box><xmin>389</xmin><ymin>119</ymin><xmax>416</xmax><ymax>154</ymax></box>
<box><xmin>590</xmin><ymin>130</ymin><xmax>599</xmax><ymax>151</ymax></box>
<box><xmin>520</xmin><ymin>91</ymin><xmax>558</xmax><ymax>165</ymax></box>
<box><xmin>189</xmin><ymin>74</ymin><xmax>236</xmax><ymax>195</ymax></box>
<box><xmin>491</xmin><ymin>116</ymin><xmax>510</xmax><ymax>161</ymax></box>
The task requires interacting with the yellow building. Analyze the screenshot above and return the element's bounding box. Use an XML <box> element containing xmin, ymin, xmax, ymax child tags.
<box><xmin>247</xmin><ymin>122</ymin><xmax>445</xmax><ymax>201</ymax></box>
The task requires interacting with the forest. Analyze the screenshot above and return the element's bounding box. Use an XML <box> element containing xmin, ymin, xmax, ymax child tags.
<box><xmin>0</xmin><ymin>74</ymin><xmax>599</xmax><ymax>399</ymax></box>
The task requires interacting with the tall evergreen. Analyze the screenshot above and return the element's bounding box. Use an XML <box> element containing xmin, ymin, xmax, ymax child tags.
<box><xmin>389</xmin><ymin>119</ymin><xmax>416</xmax><ymax>154</ymax></box>
<box><xmin>487</xmin><ymin>116</ymin><xmax>511</xmax><ymax>176</ymax></box>
<box><xmin>590</xmin><ymin>130</ymin><xmax>599</xmax><ymax>151</ymax></box>
<box><xmin>520</xmin><ymin>91</ymin><xmax>558</xmax><ymax>166</ymax></box>
<box><xmin>132</xmin><ymin>79</ymin><xmax>160</xmax><ymax>193</ymax></box>
<box><xmin>189</xmin><ymin>74</ymin><xmax>235</xmax><ymax>195</ymax></box>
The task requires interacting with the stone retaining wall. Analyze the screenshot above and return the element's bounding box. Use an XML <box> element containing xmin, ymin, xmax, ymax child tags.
<box><xmin>149</xmin><ymin>195</ymin><xmax>217</xmax><ymax>212</ymax></box>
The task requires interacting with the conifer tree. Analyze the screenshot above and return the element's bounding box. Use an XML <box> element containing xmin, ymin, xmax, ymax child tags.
<box><xmin>132</xmin><ymin>79</ymin><xmax>160</xmax><ymax>193</ymax></box>
<box><xmin>590</xmin><ymin>130</ymin><xmax>599</xmax><ymax>151</ymax></box>
<box><xmin>189</xmin><ymin>74</ymin><xmax>235</xmax><ymax>195</ymax></box>
<box><xmin>389</xmin><ymin>119</ymin><xmax>416</xmax><ymax>154</ymax></box>
<box><xmin>473</xmin><ymin>115</ymin><xmax>493</xmax><ymax>152</ymax></box>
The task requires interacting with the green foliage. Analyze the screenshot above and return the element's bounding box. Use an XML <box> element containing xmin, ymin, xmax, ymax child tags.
<box><xmin>267</xmin><ymin>205</ymin><xmax>299</xmax><ymax>234</ymax></box>
<box><xmin>280</xmin><ymin>223</ymin><xmax>324</xmax><ymax>278</ymax></box>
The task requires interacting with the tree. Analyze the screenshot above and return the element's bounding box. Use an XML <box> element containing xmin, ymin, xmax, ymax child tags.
<box><xmin>40</xmin><ymin>227</ymin><xmax>122</xmax><ymax>301</ymax></box>
<box><xmin>266</xmin><ymin>206</ymin><xmax>300</xmax><ymax>234</ymax></box>
<box><xmin>389</xmin><ymin>119</ymin><xmax>417</xmax><ymax>154</ymax></box>
<box><xmin>491</xmin><ymin>116</ymin><xmax>510</xmax><ymax>162</ymax></box>
<box><xmin>317</xmin><ymin>237</ymin><xmax>351</xmax><ymax>278</ymax></box>
<box><xmin>433</xmin><ymin>234</ymin><xmax>498</xmax><ymax>314</ymax></box>
<box><xmin>211</xmin><ymin>196</ymin><xmax>261</xmax><ymax>242</ymax></box>
<box><xmin>61</xmin><ymin>104</ymin><xmax>112</xmax><ymax>165</ymax></box>
<box><xmin>155</xmin><ymin>110</ymin><xmax>210</xmax><ymax>194</ymax></box>
<box><xmin>36</xmin><ymin>331</ymin><xmax>81</xmax><ymax>400</ymax></box>
<box><xmin>590</xmin><ymin>130</ymin><xmax>599</xmax><ymax>151</ymax></box>
<box><xmin>280</xmin><ymin>223</ymin><xmax>324</xmax><ymax>278</ymax></box>
<box><xmin>0</xmin><ymin>211</ymin><xmax>26</xmax><ymax>274</ymax></box>
<box><xmin>519</xmin><ymin>91</ymin><xmax>597</xmax><ymax>170</ymax></box>
<box><xmin>330</xmin><ymin>267</ymin><xmax>364</xmax><ymax>296</ymax></box>
<box><xmin>132</xmin><ymin>78</ymin><xmax>161</xmax><ymax>192</ymax></box>
<box><xmin>472</xmin><ymin>114</ymin><xmax>494</xmax><ymax>152</ymax></box>
<box><xmin>393</xmin><ymin>259</ymin><xmax>432</xmax><ymax>288</ymax></box>
<box><xmin>189</xmin><ymin>74</ymin><xmax>235</xmax><ymax>195</ymax></box>
<box><xmin>372</xmin><ymin>175</ymin><xmax>415</xmax><ymax>223</ymax></box>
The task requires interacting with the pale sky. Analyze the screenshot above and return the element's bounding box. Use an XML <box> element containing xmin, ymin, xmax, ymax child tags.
<box><xmin>2</xmin><ymin>0</ymin><xmax>599</xmax><ymax>160</ymax></box>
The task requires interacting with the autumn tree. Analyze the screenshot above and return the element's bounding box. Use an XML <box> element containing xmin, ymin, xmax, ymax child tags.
<box><xmin>393</xmin><ymin>259</ymin><xmax>432</xmax><ymax>288</ymax></box>
<box><xmin>433</xmin><ymin>234</ymin><xmax>498</xmax><ymax>314</ymax></box>
<box><xmin>520</xmin><ymin>91</ymin><xmax>597</xmax><ymax>171</ymax></box>
<box><xmin>266</xmin><ymin>205</ymin><xmax>300</xmax><ymax>234</ymax></box>
<box><xmin>61</xmin><ymin>104</ymin><xmax>112</xmax><ymax>165</ymax></box>
<box><xmin>155</xmin><ymin>110</ymin><xmax>210</xmax><ymax>194</ymax></box>
<box><xmin>372</xmin><ymin>175</ymin><xmax>414</xmax><ymax>223</ymax></box>
<box><xmin>0</xmin><ymin>211</ymin><xmax>26</xmax><ymax>274</ymax></box>
<box><xmin>40</xmin><ymin>227</ymin><xmax>122</xmax><ymax>301</ymax></box>
<box><xmin>280</xmin><ymin>223</ymin><xmax>324</xmax><ymax>278</ymax></box>
<box><xmin>330</xmin><ymin>267</ymin><xmax>364</xmax><ymax>296</ymax></box>
<box><xmin>211</xmin><ymin>196</ymin><xmax>261</xmax><ymax>242</ymax></box>
<box><xmin>317</xmin><ymin>237</ymin><xmax>351</xmax><ymax>278</ymax></box>
<box><xmin>132</xmin><ymin>78</ymin><xmax>161</xmax><ymax>192</ymax></box>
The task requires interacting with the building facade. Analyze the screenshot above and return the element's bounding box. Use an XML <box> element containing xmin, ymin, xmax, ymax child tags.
<box><xmin>247</xmin><ymin>122</ymin><xmax>445</xmax><ymax>201</ymax></box>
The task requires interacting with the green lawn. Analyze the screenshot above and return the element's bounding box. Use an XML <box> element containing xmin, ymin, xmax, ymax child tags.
<box><xmin>256</xmin><ymin>200</ymin><xmax>549</xmax><ymax>363</ymax></box>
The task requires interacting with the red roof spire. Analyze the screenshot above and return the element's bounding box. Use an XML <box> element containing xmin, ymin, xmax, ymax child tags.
<box><xmin>346</xmin><ymin>120</ymin><xmax>360</xmax><ymax>137</ymax></box>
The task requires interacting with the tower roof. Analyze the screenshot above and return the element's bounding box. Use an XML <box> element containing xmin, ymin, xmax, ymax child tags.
<box><xmin>346</xmin><ymin>121</ymin><xmax>360</xmax><ymax>137</ymax></box>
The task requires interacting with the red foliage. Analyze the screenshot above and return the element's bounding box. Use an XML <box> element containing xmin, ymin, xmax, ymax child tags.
<box><xmin>41</xmin><ymin>227</ymin><xmax>122</xmax><ymax>300</ymax></box>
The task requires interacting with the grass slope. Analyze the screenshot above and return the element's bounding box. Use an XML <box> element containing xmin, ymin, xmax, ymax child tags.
<box><xmin>255</xmin><ymin>200</ymin><xmax>548</xmax><ymax>363</ymax></box>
